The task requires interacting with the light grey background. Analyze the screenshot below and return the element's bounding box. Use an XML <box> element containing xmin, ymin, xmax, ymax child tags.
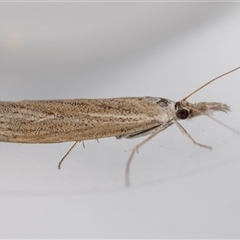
<box><xmin>1</xmin><ymin>2</ymin><xmax>240</xmax><ymax>238</ymax></box>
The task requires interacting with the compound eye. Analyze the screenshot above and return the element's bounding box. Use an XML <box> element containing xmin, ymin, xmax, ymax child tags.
<box><xmin>176</xmin><ymin>109</ymin><xmax>189</xmax><ymax>119</ymax></box>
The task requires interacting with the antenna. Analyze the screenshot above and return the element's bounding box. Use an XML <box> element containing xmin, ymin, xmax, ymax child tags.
<box><xmin>183</xmin><ymin>66</ymin><xmax>240</xmax><ymax>101</ymax></box>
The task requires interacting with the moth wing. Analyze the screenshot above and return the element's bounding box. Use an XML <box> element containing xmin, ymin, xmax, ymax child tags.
<box><xmin>116</xmin><ymin>121</ymin><xmax>173</xmax><ymax>139</ymax></box>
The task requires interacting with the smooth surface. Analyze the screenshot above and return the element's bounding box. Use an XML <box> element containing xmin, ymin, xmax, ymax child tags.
<box><xmin>1</xmin><ymin>2</ymin><xmax>240</xmax><ymax>238</ymax></box>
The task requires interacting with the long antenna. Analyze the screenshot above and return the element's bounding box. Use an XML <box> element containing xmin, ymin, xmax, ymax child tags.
<box><xmin>182</xmin><ymin>66</ymin><xmax>240</xmax><ymax>101</ymax></box>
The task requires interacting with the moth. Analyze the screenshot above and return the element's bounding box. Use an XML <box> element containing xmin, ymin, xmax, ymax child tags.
<box><xmin>0</xmin><ymin>66</ymin><xmax>239</xmax><ymax>186</ymax></box>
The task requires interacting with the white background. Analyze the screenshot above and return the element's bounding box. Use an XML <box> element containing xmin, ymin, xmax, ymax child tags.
<box><xmin>1</xmin><ymin>2</ymin><xmax>240</xmax><ymax>238</ymax></box>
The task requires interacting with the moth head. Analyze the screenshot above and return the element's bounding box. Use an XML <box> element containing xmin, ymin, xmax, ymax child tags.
<box><xmin>175</xmin><ymin>100</ymin><xmax>230</xmax><ymax>120</ymax></box>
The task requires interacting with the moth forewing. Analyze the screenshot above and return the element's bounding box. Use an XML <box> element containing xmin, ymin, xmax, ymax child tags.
<box><xmin>0</xmin><ymin>97</ymin><xmax>174</xmax><ymax>143</ymax></box>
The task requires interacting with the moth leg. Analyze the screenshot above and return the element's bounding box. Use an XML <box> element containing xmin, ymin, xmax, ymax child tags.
<box><xmin>58</xmin><ymin>141</ymin><xmax>80</xmax><ymax>169</ymax></box>
<box><xmin>174</xmin><ymin>120</ymin><xmax>212</xmax><ymax>149</ymax></box>
<box><xmin>125</xmin><ymin>123</ymin><xmax>170</xmax><ymax>187</ymax></box>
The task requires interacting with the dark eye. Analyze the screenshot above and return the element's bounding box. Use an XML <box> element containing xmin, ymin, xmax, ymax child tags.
<box><xmin>176</xmin><ymin>109</ymin><xmax>189</xmax><ymax>119</ymax></box>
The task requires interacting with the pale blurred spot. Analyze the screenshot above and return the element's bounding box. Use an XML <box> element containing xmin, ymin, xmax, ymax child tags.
<box><xmin>5</xmin><ymin>33</ymin><xmax>25</xmax><ymax>53</ymax></box>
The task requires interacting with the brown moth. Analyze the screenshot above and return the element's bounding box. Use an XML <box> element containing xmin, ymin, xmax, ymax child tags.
<box><xmin>0</xmin><ymin>66</ymin><xmax>239</xmax><ymax>186</ymax></box>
